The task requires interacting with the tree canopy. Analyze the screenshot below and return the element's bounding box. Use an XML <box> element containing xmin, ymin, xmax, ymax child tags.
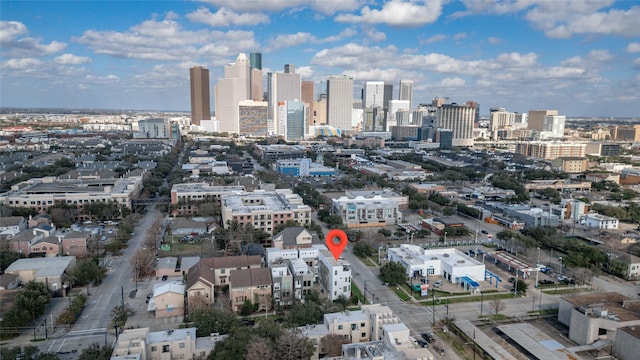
<box><xmin>379</xmin><ymin>261</ymin><xmax>406</xmax><ymax>286</ymax></box>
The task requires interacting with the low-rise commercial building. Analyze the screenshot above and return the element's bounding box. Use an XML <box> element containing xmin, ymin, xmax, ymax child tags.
<box><xmin>170</xmin><ymin>183</ymin><xmax>245</xmax><ymax>215</ymax></box>
<box><xmin>582</xmin><ymin>213</ymin><xmax>619</xmax><ymax>229</ymax></box>
<box><xmin>276</xmin><ymin>158</ymin><xmax>337</xmax><ymax>177</ymax></box>
<box><xmin>4</xmin><ymin>256</ymin><xmax>76</xmax><ymax>292</ymax></box>
<box><xmin>332</xmin><ymin>191</ymin><xmax>404</xmax><ymax>229</ymax></box>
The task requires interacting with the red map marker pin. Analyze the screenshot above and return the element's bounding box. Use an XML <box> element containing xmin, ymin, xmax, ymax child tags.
<box><xmin>326</xmin><ymin>229</ymin><xmax>348</xmax><ymax>260</ymax></box>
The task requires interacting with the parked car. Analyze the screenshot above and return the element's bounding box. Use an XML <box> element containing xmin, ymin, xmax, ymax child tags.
<box><xmin>433</xmin><ymin>280</ymin><xmax>443</xmax><ymax>288</ymax></box>
<box><xmin>481</xmin><ymin>230</ymin><xmax>488</xmax><ymax>234</ymax></box>
<box><xmin>538</xmin><ymin>279</ymin><xmax>554</xmax><ymax>285</ymax></box>
<box><xmin>161</xmin><ymin>275</ymin><xmax>168</xmax><ymax>281</ymax></box>
<box><xmin>476</xmin><ymin>249</ymin><xmax>485</xmax><ymax>255</ymax></box>
<box><xmin>416</xmin><ymin>338</ymin><xmax>428</xmax><ymax>348</ymax></box>
<box><xmin>508</xmin><ymin>277</ymin><xmax>516</xmax><ymax>283</ymax></box>
<box><xmin>421</xmin><ymin>333</ymin><xmax>435</xmax><ymax>343</ymax></box>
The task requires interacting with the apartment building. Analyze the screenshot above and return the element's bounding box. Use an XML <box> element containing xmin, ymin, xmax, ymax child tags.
<box><xmin>269</xmin><ymin>257</ymin><xmax>315</xmax><ymax>307</ymax></box>
<box><xmin>325</xmin><ymin>310</ymin><xmax>371</xmax><ymax>343</ymax></box>
<box><xmin>170</xmin><ymin>183</ymin><xmax>245</xmax><ymax>215</ymax></box>
<box><xmin>318</xmin><ymin>249</ymin><xmax>351</xmax><ymax>301</ymax></box>
<box><xmin>582</xmin><ymin>213</ymin><xmax>619</xmax><ymax>230</ymax></box>
<box><xmin>220</xmin><ymin>189</ymin><xmax>311</xmax><ymax>236</ymax></box>
<box><xmin>551</xmin><ymin>157</ymin><xmax>588</xmax><ymax>173</ymax></box>
<box><xmin>514</xmin><ymin>141</ymin><xmax>586</xmax><ymax>160</ymax></box>
<box><xmin>112</xmin><ymin>327</ymin><xmax>226</xmax><ymax>360</ymax></box>
<box><xmin>331</xmin><ymin>192</ymin><xmax>403</xmax><ymax>229</ymax></box>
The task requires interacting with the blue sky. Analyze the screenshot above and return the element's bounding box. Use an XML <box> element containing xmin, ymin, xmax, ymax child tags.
<box><xmin>1</xmin><ymin>0</ymin><xmax>639</xmax><ymax>117</ymax></box>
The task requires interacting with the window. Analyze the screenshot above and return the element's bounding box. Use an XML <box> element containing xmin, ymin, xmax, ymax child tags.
<box><xmin>361</xmin><ymin>332</ymin><xmax>366</xmax><ymax>338</ymax></box>
<box><xmin>151</xmin><ymin>346</ymin><xmax>157</xmax><ymax>352</ymax></box>
<box><xmin>162</xmin><ymin>345</ymin><xmax>170</xmax><ymax>353</ymax></box>
<box><xmin>351</xmin><ymin>324</ymin><xmax>356</xmax><ymax>331</ymax></box>
<box><xmin>179</xmin><ymin>343</ymin><xmax>185</xmax><ymax>348</ymax></box>
<box><xmin>361</xmin><ymin>322</ymin><xmax>365</xmax><ymax>327</ymax></box>
<box><xmin>338</xmin><ymin>325</ymin><xmax>343</xmax><ymax>330</ymax></box>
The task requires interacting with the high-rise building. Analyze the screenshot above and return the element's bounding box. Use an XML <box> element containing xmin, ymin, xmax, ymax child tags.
<box><xmin>250</xmin><ymin>52</ymin><xmax>262</xmax><ymax>70</ymax></box>
<box><xmin>387</xmin><ymin>100</ymin><xmax>411</xmax><ymax>129</ymax></box>
<box><xmin>313</xmin><ymin>95</ymin><xmax>327</xmax><ymax>125</ymax></box>
<box><xmin>189</xmin><ymin>66</ymin><xmax>211</xmax><ymax>126</ymax></box>
<box><xmin>383</xmin><ymin>83</ymin><xmax>393</xmax><ymax>109</ymax></box>
<box><xmin>528</xmin><ymin>110</ymin><xmax>558</xmax><ymax>131</ymax></box>
<box><xmin>489</xmin><ymin>107</ymin><xmax>515</xmax><ymax>140</ymax></box>
<box><xmin>539</xmin><ymin>115</ymin><xmax>565</xmax><ymax>139</ymax></box>
<box><xmin>301</xmin><ymin>81</ymin><xmax>314</xmax><ymax>125</ymax></box>
<box><xmin>326</xmin><ymin>75</ymin><xmax>353</xmax><ymax>132</ymax></box>
<box><xmin>515</xmin><ymin>141</ymin><xmax>586</xmax><ymax>160</ymax></box>
<box><xmin>215</xmin><ymin>53</ymin><xmax>251</xmax><ymax>133</ymax></box>
<box><xmin>277</xmin><ymin>100</ymin><xmax>307</xmax><ymax>141</ymax></box>
<box><xmin>249</xmin><ymin>52</ymin><xmax>263</xmax><ymax>101</ymax></box>
<box><xmin>614</xmin><ymin>125</ymin><xmax>640</xmax><ymax>141</ymax></box>
<box><xmin>398</xmin><ymin>80</ymin><xmax>413</xmax><ymax>111</ymax></box>
<box><xmin>238</xmin><ymin>100</ymin><xmax>268</xmax><ymax>136</ymax></box>
<box><xmin>284</xmin><ymin>64</ymin><xmax>295</xmax><ymax>74</ymax></box>
<box><xmin>436</xmin><ymin>103</ymin><xmax>475</xmax><ymax>147</ymax></box>
<box><xmin>268</xmin><ymin>66</ymin><xmax>301</xmax><ymax>135</ymax></box>
<box><xmin>363</xmin><ymin>81</ymin><xmax>384</xmax><ymax>109</ymax></box>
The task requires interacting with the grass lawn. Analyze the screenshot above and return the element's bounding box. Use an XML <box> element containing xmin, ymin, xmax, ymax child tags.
<box><xmin>542</xmin><ymin>287</ymin><xmax>591</xmax><ymax>295</ymax></box>
<box><xmin>360</xmin><ymin>257</ymin><xmax>378</xmax><ymax>267</ymax></box>
<box><xmin>351</xmin><ymin>283</ymin><xmax>365</xmax><ymax>303</ymax></box>
<box><xmin>420</xmin><ymin>291</ymin><xmax>514</xmax><ymax>306</ymax></box>
<box><xmin>391</xmin><ymin>286</ymin><xmax>411</xmax><ymax>301</ymax></box>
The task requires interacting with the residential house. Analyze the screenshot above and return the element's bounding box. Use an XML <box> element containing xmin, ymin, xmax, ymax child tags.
<box><xmin>272</xmin><ymin>227</ymin><xmax>313</xmax><ymax>250</ymax></box>
<box><xmin>185</xmin><ymin>261</ymin><xmax>215</xmax><ymax>312</ymax></box>
<box><xmin>61</xmin><ymin>231</ymin><xmax>89</xmax><ymax>257</ymax></box>
<box><xmin>156</xmin><ymin>257</ymin><xmax>180</xmax><ymax>279</ymax></box>
<box><xmin>229</xmin><ymin>268</ymin><xmax>272</xmax><ymax>313</ymax></box>
<box><xmin>324</xmin><ymin>310</ymin><xmax>371</xmax><ymax>343</ymax></box>
<box><xmin>582</xmin><ymin>213</ymin><xmax>619</xmax><ymax>230</ymax></box>
<box><xmin>0</xmin><ymin>273</ymin><xmax>20</xmax><ymax>290</ymax></box>
<box><xmin>27</xmin><ymin>213</ymin><xmax>52</xmax><ymax>228</ymax></box>
<box><xmin>317</xmin><ymin>249</ymin><xmax>352</xmax><ymax>301</ymax></box>
<box><xmin>148</xmin><ymin>282</ymin><xmax>185</xmax><ymax>319</ymax></box>
<box><xmin>0</xmin><ymin>216</ymin><xmax>27</xmax><ymax>236</ymax></box>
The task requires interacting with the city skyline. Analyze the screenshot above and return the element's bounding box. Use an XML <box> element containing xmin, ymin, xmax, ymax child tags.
<box><xmin>1</xmin><ymin>1</ymin><xmax>639</xmax><ymax>117</ymax></box>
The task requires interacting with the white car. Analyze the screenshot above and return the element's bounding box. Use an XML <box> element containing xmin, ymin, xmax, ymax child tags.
<box><xmin>433</xmin><ymin>280</ymin><xmax>443</xmax><ymax>288</ymax></box>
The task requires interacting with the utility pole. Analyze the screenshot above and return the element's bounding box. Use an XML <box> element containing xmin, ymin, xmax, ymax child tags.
<box><xmin>432</xmin><ymin>293</ymin><xmax>436</xmax><ymax>326</ymax></box>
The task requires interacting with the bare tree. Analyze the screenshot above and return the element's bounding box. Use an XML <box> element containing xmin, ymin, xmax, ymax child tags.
<box><xmin>131</xmin><ymin>249</ymin><xmax>155</xmax><ymax>279</ymax></box>
<box><xmin>274</xmin><ymin>328</ymin><xmax>314</xmax><ymax>360</ymax></box>
<box><xmin>187</xmin><ymin>294</ymin><xmax>211</xmax><ymax>314</ymax></box>
<box><xmin>489</xmin><ymin>298</ymin><xmax>505</xmax><ymax>316</ymax></box>
<box><xmin>320</xmin><ymin>334</ymin><xmax>348</xmax><ymax>357</ymax></box>
<box><xmin>244</xmin><ymin>337</ymin><xmax>274</xmax><ymax>360</ymax></box>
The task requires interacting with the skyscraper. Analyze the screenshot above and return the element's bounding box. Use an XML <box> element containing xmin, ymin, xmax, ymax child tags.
<box><xmin>436</xmin><ymin>103</ymin><xmax>476</xmax><ymax>147</ymax></box>
<box><xmin>268</xmin><ymin>65</ymin><xmax>301</xmax><ymax>135</ymax></box>
<box><xmin>326</xmin><ymin>75</ymin><xmax>353</xmax><ymax>132</ymax></box>
<box><xmin>528</xmin><ymin>110</ymin><xmax>558</xmax><ymax>131</ymax></box>
<box><xmin>278</xmin><ymin>100</ymin><xmax>306</xmax><ymax>141</ymax></box>
<box><xmin>215</xmin><ymin>53</ymin><xmax>250</xmax><ymax>133</ymax></box>
<box><xmin>189</xmin><ymin>66</ymin><xmax>211</xmax><ymax>126</ymax></box>
<box><xmin>489</xmin><ymin>107</ymin><xmax>515</xmax><ymax>140</ymax></box>
<box><xmin>250</xmin><ymin>52</ymin><xmax>262</xmax><ymax>70</ymax></box>
<box><xmin>399</xmin><ymin>80</ymin><xmax>413</xmax><ymax>111</ymax></box>
<box><xmin>383</xmin><ymin>83</ymin><xmax>393</xmax><ymax>109</ymax></box>
<box><xmin>249</xmin><ymin>52</ymin><xmax>263</xmax><ymax>101</ymax></box>
<box><xmin>363</xmin><ymin>81</ymin><xmax>384</xmax><ymax>109</ymax></box>
<box><xmin>301</xmin><ymin>81</ymin><xmax>314</xmax><ymax>125</ymax></box>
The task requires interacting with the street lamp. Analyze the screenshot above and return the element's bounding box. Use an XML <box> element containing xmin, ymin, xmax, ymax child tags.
<box><xmin>444</xmin><ymin>231</ymin><xmax>448</xmax><ymax>244</ymax></box>
<box><xmin>559</xmin><ymin>257</ymin><xmax>563</xmax><ymax>275</ymax></box>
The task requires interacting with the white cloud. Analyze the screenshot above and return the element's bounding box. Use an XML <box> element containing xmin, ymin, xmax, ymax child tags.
<box><xmin>335</xmin><ymin>0</ymin><xmax>444</xmax><ymax>27</ymax></box>
<box><xmin>74</xmin><ymin>15</ymin><xmax>258</xmax><ymax>63</ymax></box>
<box><xmin>296</xmin><ymin>66</ymin><xmax>314</xmax><ymax>79</ymax></box>
<box><xmin>422</xmin><ymin>34</ymin><xmax>447</xmax><ymax>44</ymax></box>
<box><xmin>186</xmin><ymin>7</ymin><xmax>269</xmax><ymax>27</ymax></box>
<box><xmin>439</xmin><ymin>77</ymin><xmax>466</xmax><ymax>87</ymax></box>
<box><xmin>54</xmin><ymin>54</ymin><xmax>92</xmax><ymax>65</ymax></box>
<box><xmin>0</xmin><ymin>21</ymin><xmax>27</xmax><ymax>43</ymax></box>
<box><xmin>453</xmin><ymin>32</ymin><xmax>467</xmax><ymax>40</ymax></box>
<box><xmin>455</xmin><ymin>0</ymin><xmax>640</xmax><ymax>38</ymax></box>
<box><xmin>198</xmin><ymin>0</ymin><xmax>363</xmax><ymax>15</ymax></box>
<box><xmin>487</xmin><ymin>36</ymin><xmax>502</xmax><ymax>45</ymax></box>
<box><xmin>266</xmin><ymin>28</ymin><xmax>356</xmax><ymax>52</ymax></box>
<box><xmin>627</xmin><ymin>42</ymin><xmax>640</xmax><ymax>53</ymax></box>
<box><xmin>362</xmin><ymin>27</ymin><xmax>387</xmax><ymax>42</ymax></box>
<box><xmin>0</xmin><ymin>21</ymin><xmax>66</xmax><ymax>58</ymax></box>
<box><xmin>85</xmin><ymin>74</ymin><xmax>120</xmax><ymax>84</ymax></box>
<box><xmin>2</xmin><ymin>57</ymin><xmax>43</xmax><ymax>70</ymax></box>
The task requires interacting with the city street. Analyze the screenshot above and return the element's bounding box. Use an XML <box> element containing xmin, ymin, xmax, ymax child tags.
<box><xmin>32</xmin><ymin>207</ymin><xmax>160</xmax><ymax>357</ymax></box>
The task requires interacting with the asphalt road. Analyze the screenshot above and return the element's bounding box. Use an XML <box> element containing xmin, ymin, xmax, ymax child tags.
<box><xmin>44</xmin><ymin>206</ymin><xmax>159</xmax><ymax>357</ymax></box>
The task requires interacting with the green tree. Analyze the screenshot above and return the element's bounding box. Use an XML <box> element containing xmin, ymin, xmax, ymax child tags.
<box><xmin>377</xmin><ymin>228</ymin><xmax>392</xmax><ymax>237</ymax></box>
<box><xmin>189</xmin><ymin>308</ymin><xmax>239</xmax><ymax>337</ymax></box>
<box><xmin>110</xmin><ymin>304</ymin><xmax>134</xmax><ymax>333</ymax></box>
<box><xmin>240</xmin><ymin>299</ymin><xmax>254</xmax><ymax>316</ymax></box>
<box><xmin>77</xmin><ymin>344</ymin><xmax>113</xmax><ymax>360</ymax></box>
<box><xmin>69</xmin><ymin>258</ymin><xmax>106</xmax><ymax>287</ymax></box>
<box><xmin>353</xmin><ymin>241</ymin><xmax>373</xmax><ymax>258</ymax></box>
<box><xmin>34</xmin><ymin>352</ymin><xmax>60</xmax><ymax>360</ymax></box>
<box><xmin>514</xmin><ymin>280</ymin><xmax>528</xmax><ymax>295</ymax></box>
<box><xmin>0</xmin><ymin>249</ymin><xmax>24</xmax><ymax>272</ymax></box>
<box><xmin>14</xmin><ymin>281</ymin><xmax>51</xmax><ymax>332</ymax></box>
<box><xmin>379</xmin><ymin>261</ymin><xmax>406</xmax><ymax>286</ymax></box>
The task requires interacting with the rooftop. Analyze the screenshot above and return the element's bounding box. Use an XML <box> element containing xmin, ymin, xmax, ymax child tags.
<box><xmin>4</xmin><ymin>256</ymin><xmax>75</xmax><ymax>278</ymax></box>
<box><xmin>230</xmin><ymin>268</ymin><xmax>272</xmax><ymax>288</ymax></box>
<box><xmin>147</xmin><ymin>327</ymin><xmax>195</xmax><ymax>344</ymax></box>
<box><xmin>563</xmin><ymin>292</ymin><xmax>640</xmax><ymax>322</ymax></box>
